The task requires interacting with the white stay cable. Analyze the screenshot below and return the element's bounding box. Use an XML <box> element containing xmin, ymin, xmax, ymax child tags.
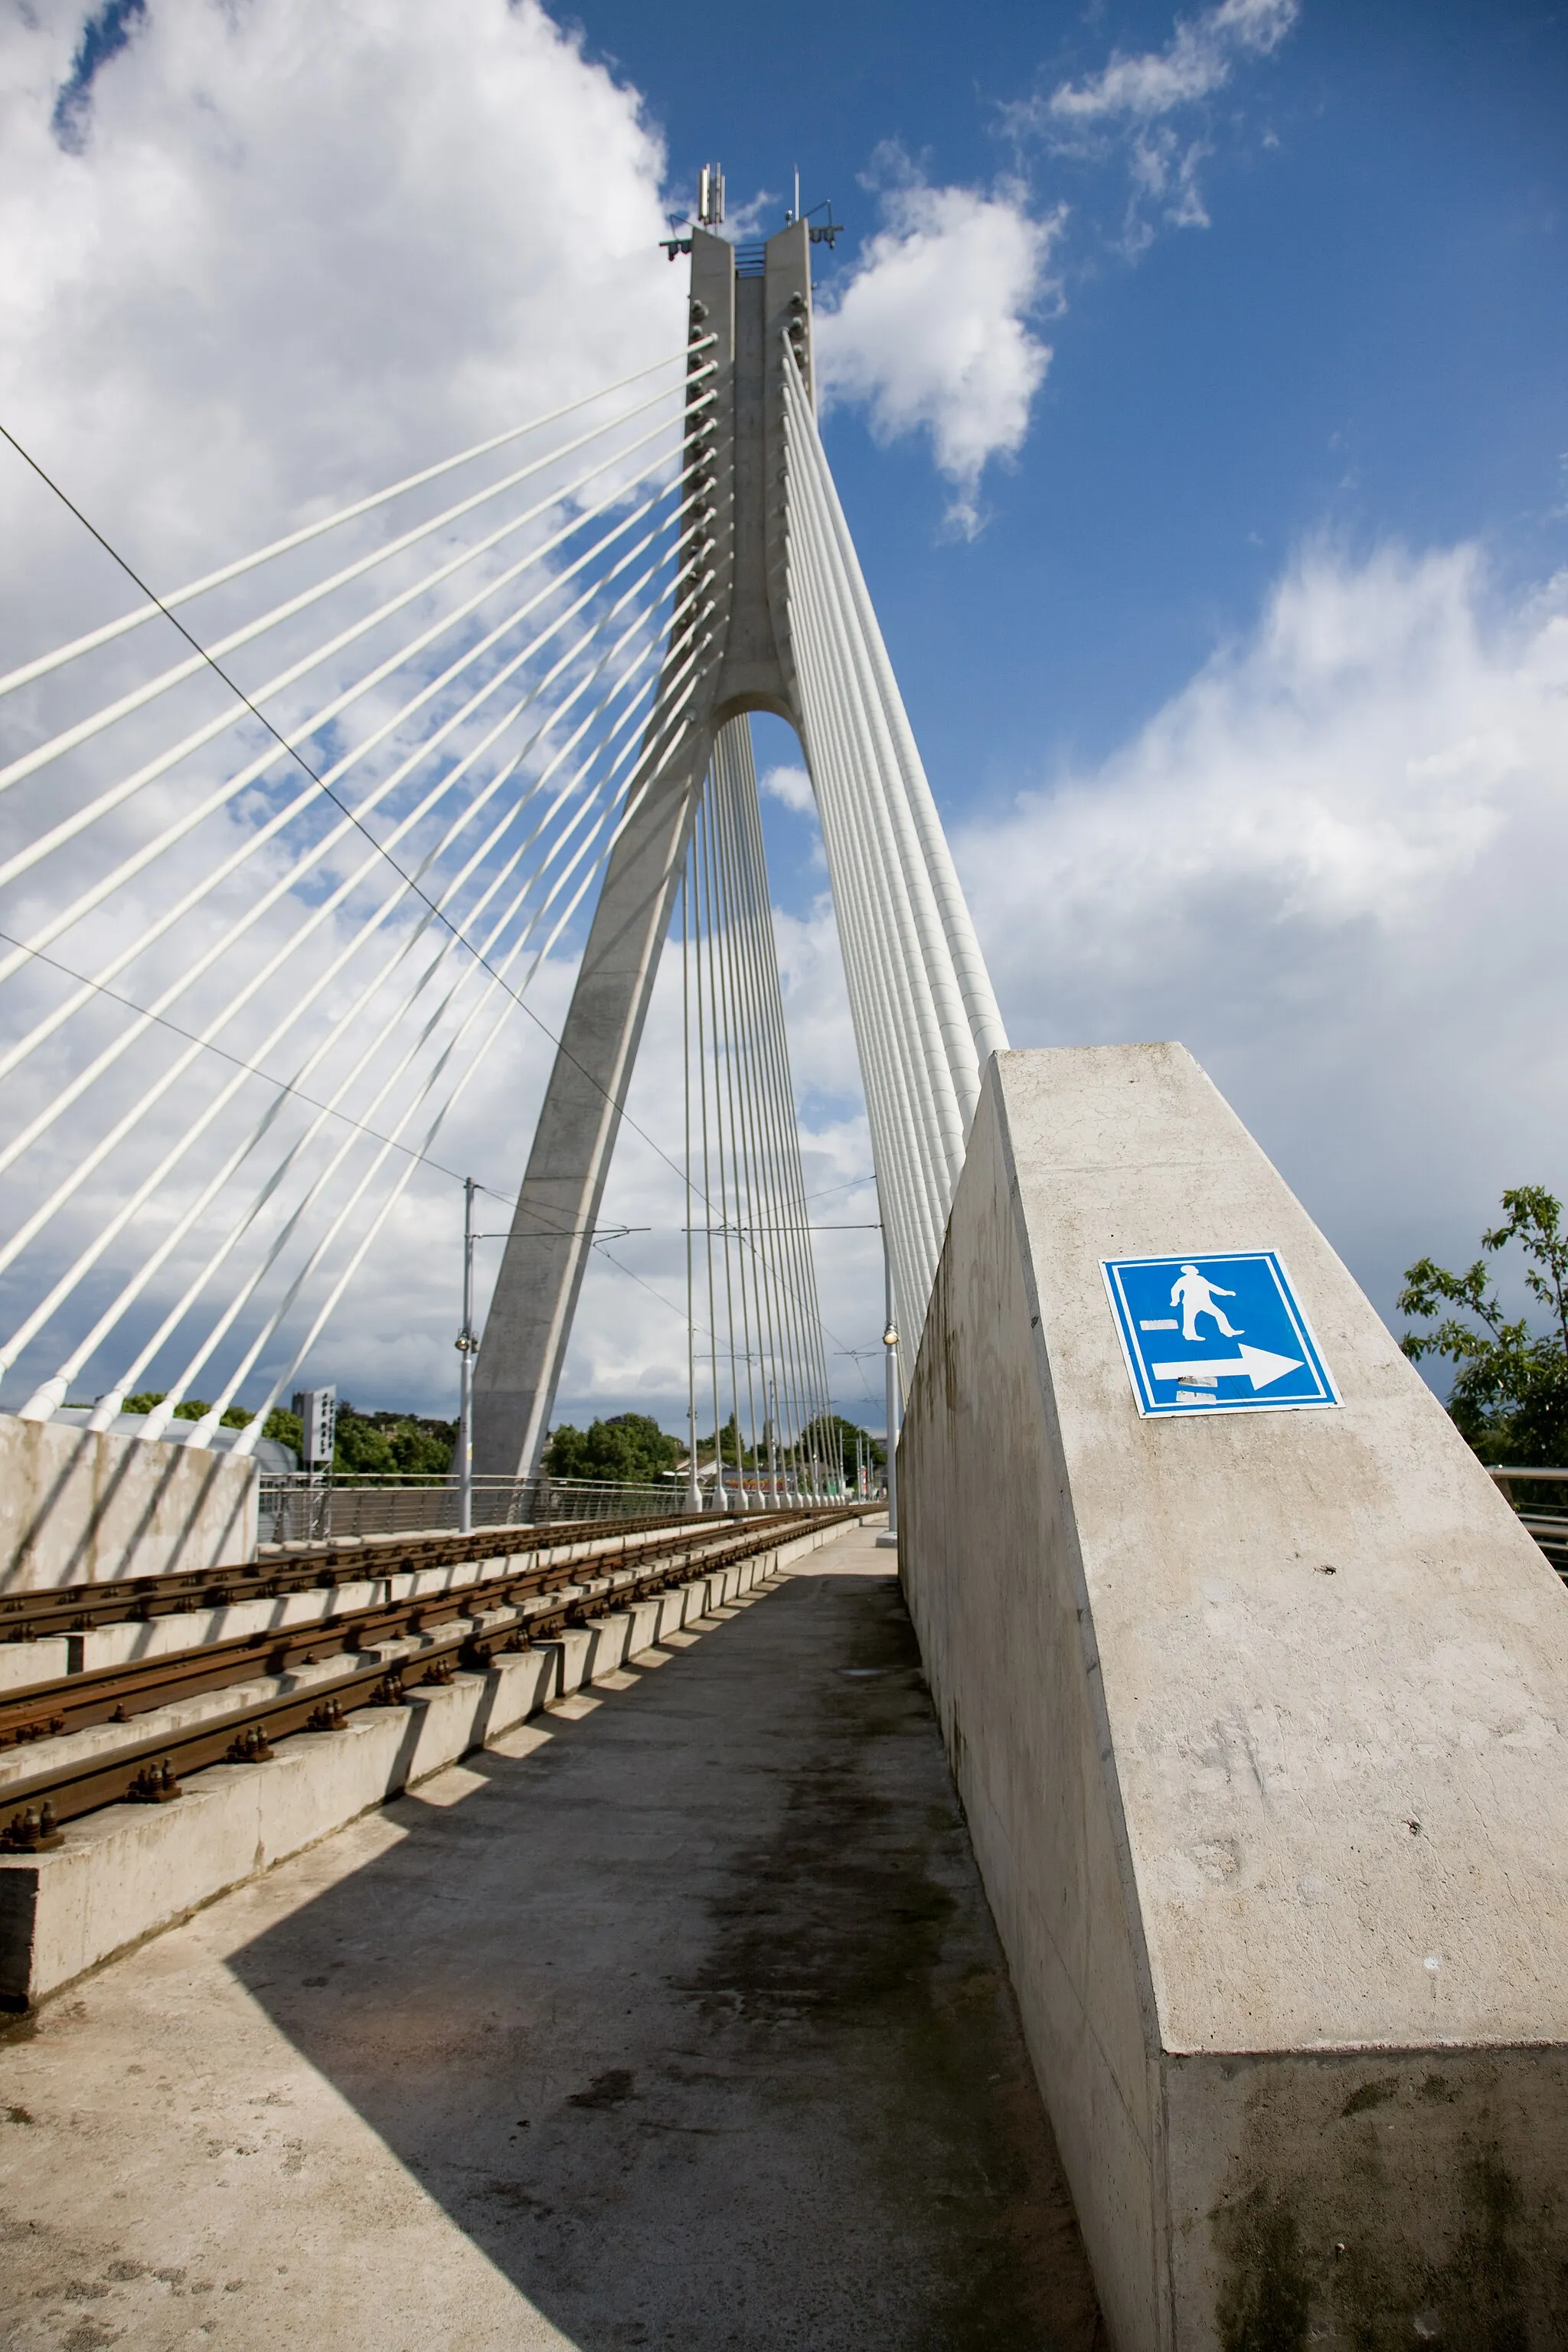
<box><xmin>783</xmin><ymin>348</ymin><xmax>1007</xmax><ymax>1073</ymax></box>
<box><xmin>714</xmin><ymin>728</ymin><xmax>808</xmax><ymax>1481</ymax></box>
<box><xmin>785</xmin><ymin>449</ymin><xmax>943</xmax><ymax>1332</ymax></box>
<box><xmin>0</xmin><ymin>369</ymin><xmax>707</xmax><ymax>800</ymax></box>
<box><xmin>0</xmin><ymin>491</ymin><xmax>683</xmax><ymax>1119</ymax></box>
<box><xmin>786</xmin><ymin>369</ymin><xmax>978</xmax><ymax>1145</ymax></box>
<box><xmin>0</xmin><ymin>571</ymin><xmax>701</xmax><ymax>1378</ymax></box>
<box><xmin>0</xmin><ymin>404</ymin><xmax>698</xmax><ymax>907</ymax></box>
<box><xmin>788</xmin><ymin>423</ymin><xmax>969</xmax><ymax>1187</ymax></box>
<box><xmin>726</xmin><ymin>725</ymin><xmax>833</xmax><ymax>1451</ymax></box>
<box><xmin>0</xmin><ymin>341</ymin><xmax>710</xmax><ymax>702</ymax></box>
<box><xmin>0</xmin><ymin>454</ymin><xmax>689</xmax><ymax>1042</ymax></box>
<box><xmin>0</xmin><ymin>525</ymin><xmax>685</xmax><ymax>1210</ymax></box>
<box><xmin>24</xmin><ymin>606</ymin><xmax>713</xmax><ymax>1424</ymax></box>
<box><xmin>216</xmin><ymin>664</ymin><xmax>710</xmax><ymax>1461</ymax></box>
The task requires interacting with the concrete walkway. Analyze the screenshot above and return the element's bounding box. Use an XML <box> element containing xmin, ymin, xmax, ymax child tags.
<box><xmin>0</xmin><ymin>1526</ymin><xmax>1102</xmax><ymax>2351</ymax></box>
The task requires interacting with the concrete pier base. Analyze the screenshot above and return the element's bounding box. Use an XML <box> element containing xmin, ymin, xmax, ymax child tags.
<box><xmin>0</xmin><ymin>1413</ymin><xmax>256</xmax><ymax>1592</ymax></box>
<box><xmin>900</xmin><ymin>1044</ymin><xmax>1568</xmax><ymax>2351</ymax></box>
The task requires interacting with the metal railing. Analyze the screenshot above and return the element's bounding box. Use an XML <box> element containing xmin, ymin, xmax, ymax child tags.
<box><xmin>1489</xmin><ymin>1468</ymin><xmax>1568</xmax><ymax>1573</ymax></box>
<box><xmin>255</xmin><ymin>1472</ymin><xmax>849</xmax><ymax>1548</ymax></box>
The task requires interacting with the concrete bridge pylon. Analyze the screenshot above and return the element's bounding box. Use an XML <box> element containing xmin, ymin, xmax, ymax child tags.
<box><xmin>472</xmin><ymin>217</ymin><xmax>1006</xmax><ymax>1482</ymax></box>
<box><xmin>901</xmin><ymin>1040</ymin><xmax>1568</xmax><ymax>2350</ymax></box>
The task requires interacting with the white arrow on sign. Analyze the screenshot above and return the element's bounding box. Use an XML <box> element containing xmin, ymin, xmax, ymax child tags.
<box><xmin>1150</xmin><ymin>1342</ymin><xmax>1302</xmax><ymax>1390</ymax></box>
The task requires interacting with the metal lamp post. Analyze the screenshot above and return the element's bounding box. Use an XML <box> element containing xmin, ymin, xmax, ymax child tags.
<box><xmin>877</xmin><ymin>1237</ymin><xmax>900</xmax><ymax>1550</ymax></box>
<box><xmin>456</xmin><ymin>1177</ymin><xmax>477</xmax><ymax>1534</ymax></box>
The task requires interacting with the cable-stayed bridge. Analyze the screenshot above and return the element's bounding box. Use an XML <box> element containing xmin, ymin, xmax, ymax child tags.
<box><xmin>0</xmin><ymin>214</ymin><xmax>997</xmax><ymax>1512</ymax></box>
<box><xmin>3</xmin><ymin>196</ymin><xmax>1567</xmax><ymax>2352</ymax></box>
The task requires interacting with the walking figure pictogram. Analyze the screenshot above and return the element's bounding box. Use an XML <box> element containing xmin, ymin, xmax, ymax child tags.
<box><xmin>1171</xmin><ymin>1264</ymin><xmax>1243</xmax><ymax>1344</ymax></box>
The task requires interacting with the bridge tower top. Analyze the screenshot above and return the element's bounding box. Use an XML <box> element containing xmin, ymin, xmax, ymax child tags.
<box><xmin>687</xmin><ymin>219</ymin><xmax>813</xmax><ymax>734</ymax></box>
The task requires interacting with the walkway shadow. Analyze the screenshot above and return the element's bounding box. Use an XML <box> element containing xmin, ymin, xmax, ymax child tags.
<box><xmin>227</xmin><ymin>1567</ymin><xmax>1105</xmax><ymax>2352</ymax></box>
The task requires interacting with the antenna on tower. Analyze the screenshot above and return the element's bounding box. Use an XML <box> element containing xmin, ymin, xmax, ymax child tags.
<box><xmin>791</xmin><ymin>165</ymin><xmax>801</xmax><ymax>225</ymax></box>
<box><xmin>697</xmin><ymin>162</ymin><xmax>725</xmax><ymax>228</ymax></box>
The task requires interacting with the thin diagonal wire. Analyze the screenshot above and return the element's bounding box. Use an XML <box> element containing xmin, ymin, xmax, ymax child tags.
<box><xmin>0</xmin><ymin>372</ymin><xmax>707</xmax><ymax>793</ymax></box>
<box><xmin>0</xmin><ymin>411</ymin><xmax>696</xmax><ymax>903</ymax></box>
<box><xmin>0</xmin><ymin>342</ymin><xmax>711</xmax><ymax>700</ymax></box>
<box><xmin>0</xmin><ymin>518</ymin><xmax>685</xmax><ymax>1184</ymax></box>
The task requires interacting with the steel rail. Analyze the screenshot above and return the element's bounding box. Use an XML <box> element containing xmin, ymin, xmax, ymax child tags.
<box><xmin>0</xmin><ymin>1508</ymin><xmax>868</xmax><ymax>1848</ymax></box>
<box><xmin>0</xmin><ymin>1511</ymin><xmax>796</xmax><ymax>1746</ymax></box>
<box><xmin>0</xmin><ymin>1510</ymin><xmax>712</xmax><ymax>1644</ymax></box>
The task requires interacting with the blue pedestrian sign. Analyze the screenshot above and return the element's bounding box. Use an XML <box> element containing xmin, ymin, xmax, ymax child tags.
<box><xmin>1101</xmin><ymin>1251</ymin><xmax>1339</xmax><ymax>1419</ymax></box>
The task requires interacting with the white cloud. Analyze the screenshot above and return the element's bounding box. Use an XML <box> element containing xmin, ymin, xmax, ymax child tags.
<box><xmin>759</xmin><ymin>761</ymin><xmax>815</xmax><ymax>816</ymax></box>
<box><xmin>0</xmin><ymin>0</ymin><xmax>699</xmax><ymax>1427</ymax></box>
<box><xmin>0</xmin><ymin>0</ymin><xmax>681</xmax><ymax>652</ymax></box>
<box><xmin>1004</xmin><ymin>0</ymin><xmax>1298</xmax><ymax>254</ymax></box>
<box><xmin>814</xmin><ymin>167</ymin><xmax>1060</xmax><ymax>538</ymax></box>
<box><xmin>957</xmin><ymin>542</ymin><xmax>1568</xmax><ymax>1333</ymax></box>
<box><xmin>1045</xmin><ymin>0</ymin><xmax>1299</xmax><ymax>122</ymax></box>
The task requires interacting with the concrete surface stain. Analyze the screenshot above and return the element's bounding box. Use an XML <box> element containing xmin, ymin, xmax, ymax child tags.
<box><xmin>0</xmin><ymin>1539</ymin><xmax>1104</xmax><ymax>2350</ymax></box>
<box><xmin>691</xmin><ymin>1573</ymin><xmax>1102</xmax><ymax>2352</ymax></box>
<box><xmin>1210</xmin><ymin>2069</ymin><xmax>1568</xmax><ymax>2352</ymax></box>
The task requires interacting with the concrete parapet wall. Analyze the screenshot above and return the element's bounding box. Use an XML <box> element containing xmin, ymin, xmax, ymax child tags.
<box><xmin>0</xmin><ymin>1517</ymin><xmax>849</xmax><ymax>2009</ymax></box>
<box><xmin>900</xmin><ymin>1044</ymin><xmax>1568</xmax><ymax>2350</ymax></box>
<box><xmin>0</xmin><ymin>1413</ymin><xmax>257</xmax><ymax>1592</ymax></box>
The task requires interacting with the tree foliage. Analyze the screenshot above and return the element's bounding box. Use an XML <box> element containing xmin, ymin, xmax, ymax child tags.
<box><xmin>333</xmin><ymin>1406</ymin><xmax>456</xmax><ymax>1476</ymax></box>
<box><xmin>1398</xmin><ymin>1185</ymin><xmax>1568</xmax><ymax>1465</ymax></box>
<box><xmin>802</xmin><ymin>1413</ymin><xmax>886</xmax><ymax>1478</ymax></box>
<box><xmin>124</xmin><ymin>1390</ymin><xmax>250</xmax><ymax>1428</ymax></box>
<box><xmin>684</xmin><ymin>1410</ymin><xmax>884</xmax><ymax>1478</ymax></box>
<box><xmin>542</xmin><ymin>1413</ymin><xmax>682</xmax><ymax>1483</ymax></box>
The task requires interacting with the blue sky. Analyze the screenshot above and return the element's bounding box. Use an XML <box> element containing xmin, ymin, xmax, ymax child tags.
<box><xmin>586</xmin><ymin>0</ymin><xmax>1566</xmax><ymax>795</ymax></box>
<box><xmin>2</xmin><ymin>0</ymin><xmax>1566</xmax><ymax>1433</ymax></box>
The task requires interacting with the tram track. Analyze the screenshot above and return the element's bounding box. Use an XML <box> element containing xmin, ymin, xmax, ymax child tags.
<box><xmin>0</xmin><ymin>1508</ymin><xmax>865</xmax><ymax>1852</ymax></box>
<box><xmin>0</xmin><ymin>1509</ymin><xmax>706</xmax><ymax>1645</ymax></box>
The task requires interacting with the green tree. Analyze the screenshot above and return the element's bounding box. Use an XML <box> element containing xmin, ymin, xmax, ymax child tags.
<box><xmin>333</xmin><ymin>1406</ymin><xmax>456</xmax><ymax>1475</ymax></box>
<box><xmin>542</xmin><ymin>1413</ymin><xmax>682</xmax><ymax>1482</ymax></box>
<box><xmin>801</xmin><ymin>1412</ymin><xmax>885</xmax><ymax>1480</ymax></box>
<box><xmin>1398</xmin><ymin>1185</ymin><xmax>1568</xmax><ymax>1465</ymax></box>
<box><xmin>123</xmin><ymin>1390</ymin><xmax>250</xmax><ymax>1428</ymax></box>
